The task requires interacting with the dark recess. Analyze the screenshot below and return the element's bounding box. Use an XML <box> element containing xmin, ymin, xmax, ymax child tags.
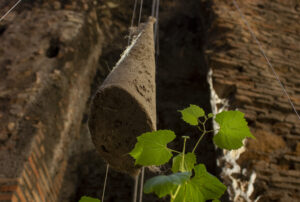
<box><xmin>46</xmin><ymin>38</ymin><xmax>60</xmax><ymax>58</ymax></box>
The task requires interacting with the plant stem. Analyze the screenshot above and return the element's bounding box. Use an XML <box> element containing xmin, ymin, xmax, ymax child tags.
<box><xmin>206</xmin><ymin>129</ymin><xmax>218</xmax><ymax>134</ymax></box>
<box><xmin>169</xmin><ymin>148</ymin><xmax>181</xmax><ymax>154</ymax></box>
<box><xmin>171</xmin><ymin>185</ymin><xmax>182</xmax><ymax>201</ymax></box>
<box><xmin>192</xmin><ymin>130</ymin><xmax>206</xmax><ymax>153</ymax></box>
<box><xmin>192</xmin><ymin>118</ymin><xmax>207</xmax><ymax>153</ymax></box>
<box><xmin>181</xmin><ymin>137</ymin><xmax>188</xmax><ymax>171</ymax></box>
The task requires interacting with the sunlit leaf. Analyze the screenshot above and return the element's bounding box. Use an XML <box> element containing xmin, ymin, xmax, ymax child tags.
<box><xmin>174</xmin><ymin>164</ymin><xmax>226</xmax><ymax>202</ymax></box>
<box><xmin>192</xmin><ymin>164</ymin><xmax>226</xmax><ymax>200</ymax></box>
<box><xmin>79</xmin><ymin>196</ymin><xmax>100</xmax><ymax>202</ymax></box>
<box><xmin>208</xmin><ymin>113</ymin><xmax>213</xmax><ymax>118</ymax></box>
<box><xmin>130</xmin><ymin>130</ymin><xmax>176</xmax><ymax>166</ymax></box>
<box><xmin>172</xmin><ymin>152</ymin><xmax>196</xmax><ymax>173</ymax></box>
<box><xmin>213</xmin><ymin>111</ymin><xmax>255</xmax><ymax>150</ymax></box>
<box><xmin>179</xmin><ymin>105</ymin><xmax>205</xmax><ymax>126</ymax></box>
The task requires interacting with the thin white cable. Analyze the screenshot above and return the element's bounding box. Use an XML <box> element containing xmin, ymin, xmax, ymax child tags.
<box><xmin>0</xmin><ymin>0</ymin><xmax>22</xmax><ymax>23</ymax></box>
<box><xmin>154</xmin><ymin>0</ymin><xmax>160</xmax><ymax>41</ymax></box>
<box><xmin>101</xmin><ymin>164</ymin><xmax>109</xmax><ymax>202</ymax></box>
<box><xmin>151</xmin><ymin>0</ymin><xmax>156</xmax><ymax>17</ymax></box>
<box><xmin>128</xmin><ymin>0</ymin><xmax>139</xmax><ymax>45</ymax></box>
<box><xmin>232</xmin><ymin>0</ymin><xmax>300</xmax><ymax>121</ymax></box>
<box><xmin>133</xmin><ymin>174</ymin><xmax>139</xmax><ymax>202</ymax></box>
<box><xmin>138</xmin><ymin>0</ymin><xmax>144</xmax><ymax>26</ymax></box>
<box><xmin>139</xmin><ymin>167</ymin><xmax>145</xmax><ymax>202</ymax></box>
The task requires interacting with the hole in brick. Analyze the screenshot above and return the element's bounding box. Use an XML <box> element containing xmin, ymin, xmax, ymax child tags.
<box><xmin>81</xmin><ymin>113</ymin><xmax>89</xmax><ymax>124</ymax></box>
<box><xmin>0</xmin><ymin>24</ymin><xmax>7</xmax><ymax>36</ymax></box>
<box><xmin>46</xmin><ymin>38</ymin><xmax>60</xmax><ymax>58</ymax></box>
<box><xmin>237</xmin><ymin>66</ymin><xmax>244</xmax><ymax>73</ymax></box>
<box><xmin>101</xmin><ymin>145</ymin><xmax>109</xmax><ymax>153</ymax></box>
<box><xmin>257</xmin><ymin>4</ymin><xmax>264</xmax><ymax>9</ymax></box>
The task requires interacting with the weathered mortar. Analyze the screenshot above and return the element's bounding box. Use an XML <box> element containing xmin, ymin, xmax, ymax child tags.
<box><xmin>206</xmin><ymin>0</ymin><xmax>300</xmax><ymax>201</ymax></box>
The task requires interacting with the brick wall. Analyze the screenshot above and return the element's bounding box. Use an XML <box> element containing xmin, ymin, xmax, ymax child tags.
<box><xmin>206</xmin><ymin>0</ymin><xmax>300</xmax><ymax>201</ymax></box>
<box><xmin>0</xmin><ymin>4</ymin><xmax>102</xmax><ymax>201</ymax></box>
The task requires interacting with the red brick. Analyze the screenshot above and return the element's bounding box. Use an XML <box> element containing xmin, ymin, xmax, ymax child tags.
<box><xmin>15</xmin><ymin>187</ymin><xmax>27</xmax><ymax>202</ymax></box>
<box><xmin>28</xmin><ymin>156</ymin><xmax>39</xmax><ymax>179</ymax></box>
<box><xmin>0</xmin><ymin>193</ymin><xmax>13</xmax><ymax>201</ymax></box>
<box><xmin>0</xmin><ymin>185</ymin><xmax>18</xmax><ymax>193</ymax></box>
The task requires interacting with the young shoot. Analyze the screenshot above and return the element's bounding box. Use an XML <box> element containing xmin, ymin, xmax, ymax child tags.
<box><xmin>129</xmin><ymin>104</ymin><xmax>255</xmax><ymax>202</ymax></box>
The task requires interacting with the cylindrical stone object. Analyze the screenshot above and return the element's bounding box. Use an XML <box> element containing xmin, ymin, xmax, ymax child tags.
<box><xmin>88</xmin><ymin>18</ymin><xmax>156</xmax><ymax>177</ymax></box>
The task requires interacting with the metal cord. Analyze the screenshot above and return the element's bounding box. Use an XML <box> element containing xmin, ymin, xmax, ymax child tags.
<box><xmin>139</xmin><ymin>167</ymin><xmax>145</xmax><ymax>202</ymax></box>
<box><xmin>151</xmin><ymin>0</ymin><xmax>156</xmax><ymax>17</ymax></box>
<box><xmin>128</xmin><ymin>0</ymin><xmax>139</xmax><ymax>45</ymax></box>
<box><xmin>232</xmin><ymin>0</ymin><xmax>300</xmax><ymax>121</ymax></box>
<box><xmin>133</xmin><ymin>174</ymin><xmax>139</xmax><ymax>202</ymax></box>
<box><xmin>101</xmin><ymin>164</ymin><xmax>109</xmax><ymax>202</ymax></box>
<box><xmin>138</xmin><ymin>0</ymin><xmax>144</xmax><ymax>26</ymax></box>
<box><xmin>0</xmin><ymin>0</ymin><xmax>22</xmax><ymax>23</ymax></box>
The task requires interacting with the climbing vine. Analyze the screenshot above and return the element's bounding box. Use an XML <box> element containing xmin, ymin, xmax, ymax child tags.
<box><xmin>80</xmin><ymin>104</ymin><xmax>255</xmax><ymax>202</ymax></box>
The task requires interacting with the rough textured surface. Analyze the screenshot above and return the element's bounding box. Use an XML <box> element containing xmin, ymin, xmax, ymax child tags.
<box><xmin>0</xmin><ymin>1</ymin><xmax>104</xmax><ymax>202</ymax></box>
<box><xmin>206</xmin><ymin>0</ymin><xmax>300</xmax><ymax>201</ymax></box>
<box><xmin>89</xmin><ymin>18</ymin><xmax>156</xmax><ymax>176</ymax></box>
<box><xmin>1</xmin><ymin>0</ymin><xmax>300</xmax><ymax>201</ymax></box>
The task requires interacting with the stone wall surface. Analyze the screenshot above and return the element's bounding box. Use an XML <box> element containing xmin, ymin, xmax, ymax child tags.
<box><xmin>1</xmin><ymin>0</ymin><xmax>300</xmax><ymax>201</ymax></box>
<box><xmin>0</xmin><ymin>1</ymin><xmax>126</xmax><ymax>201</ymax></box>
<box><xmin>206</xmin><ymin>0</ymin><xmax>300</xmax><ymax>201</ymax></box>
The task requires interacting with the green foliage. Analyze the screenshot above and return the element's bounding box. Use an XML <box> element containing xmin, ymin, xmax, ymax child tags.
<box><xmin>172</xmin><ymin>152</ymin><xmax>196</xmax><ymax>173</ymax></box>
<box><xmin>213</xmin><ymin>110</ymin><xmax>255</xmax><ymax>150</ymax></box>
<box><xmin>144</xmin><ymin>172</ymin><xmax>191</xmax><ymax>198</ymax></box>
<box><xmin>191</xmin><ymin>164</ymin><xmax>226</xmax><ymax>200</ymax></box>
<box><xmin>129</xmin><ymin>130</ymin><xmax>175</xmax><ymax>166</ymax></box>
<box><xmin>179</xmin><ymin>104</ymin><xmax>205</xmax><ymax>125</ymax></box>
<box><xmin>79</xmin><ymin>196</ymin><xmax>101</xmax><ymax>202</ymax></box>
<box><xmin>173</xmin><ymin>164</ymin><xmax>226</xmax><ymax>202</ymax></box>
<box><xmin>129</xmin><ymin>105</ymin><xmax>254</xmax><ymax>202</ymax></box>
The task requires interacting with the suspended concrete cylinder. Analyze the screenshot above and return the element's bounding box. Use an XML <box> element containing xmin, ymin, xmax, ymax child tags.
<box><xmin>88</xmin><ymin>18</ymin><xmax>156</xmax><ymax>177</ymax></box>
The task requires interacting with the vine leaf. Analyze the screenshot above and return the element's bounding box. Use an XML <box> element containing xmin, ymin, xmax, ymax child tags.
<box><xmin>174</xmin><ymin>164</ymin><xmax>226</xmax><ymax>202</ymax></box>
<box><xmin>144</xmin><ymin>172</ymin><xmax>192</xmax><ymax>198</ymax></box>
<box><xmin>192</xmin><ymin>164</ymin><xmax>226</xmax><ymax>200</ymax></box>
<box><xmin>173</xmin><ymin>180</ymin><xmax>205</xmax><ymax>202</ymax></box>
<box><xmin>129</xmin><ymin>130</ymin><xmax>176</xmax><ymax>166</ymax></box>
<box><xmin>213</xmin><ymin>111</ymin><xmax>255</xmax><ymax>150</ymax></box>
<box><xmin>179</xmin><ymin>104</ymin><xmax>205</xmax><ymax>126</ymax></box>
<box><xmin>172</xmin><ymin>152</ymin><xmax>196</xmax><ymax>173</ymax></box>
<box><xmin>79</xmin><ymin>196</ymin><xmax>101</xmax><ymax>202</ymax></box>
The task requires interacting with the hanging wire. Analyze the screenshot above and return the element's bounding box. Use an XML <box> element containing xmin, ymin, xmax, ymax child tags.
<box><xmin>0</xmin><ymin>0</ymin><xmax>22</xmax><ymax>23</ymax></box>
<box><xmin>133</xmin><ymin>174</ymin><xmax>139</xmax><ymax>202</ymax></box>
<box><xmin>154</xmin><ymin>0</ymin><xmax>160</xmax><ymax>42</ymax></box>
<box><xmin>128</xmin><ymin>0</ymin><xmax>139</xmax><ymax>45</ymax></box>
<box><xmin>138</xmin><ymin>0</ymin><xmax>144</xmax><ymax>26</ymax></box>
<box><xmin>232</xmin><ymin>0</ymin><xmax>300</xmax><ymax>121</ymax></box>
<box><xmin>151</xmin><ymin>0</ymin><xmax>156</xmax><ymax>17</ymax></box>
<box><xmin>101</xmin><ymin>164</ymin><xmax>110</xmax><ymax>202</ymax></box>
<box><xmin>138</xmin><ymin>167</ymin><xmax>145</xmax><ymax>202</ymax></box>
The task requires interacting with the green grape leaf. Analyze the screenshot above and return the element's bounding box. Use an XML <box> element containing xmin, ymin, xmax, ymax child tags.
<box><xmin>79</xmin><ymin>196</ymin><xmax>101</xmax><ymax>202</ymax></box>
<box><xmin>192</xmin><ymin>164</ymin><xmax>226</xmax><ymax>200</ymax></box>
<box><xmin>208</xmin><ymin>113</ymin><xmax>214</xmax><ymax>118</ymax></box>
<box><xmin>129</xmin><ymin>130</ymin><xmax>176</xmax><ymax>166</ymax></box>
<box><xmin>213</xmin><ymin>110</ymin><xmax>255</xmax><ymax>150</ymax></box>
<box><xmin>172</xmin><ymin>152</ymin><xmax>196</xmax><ymax>173</ymax></box>
<box><xmin>174</xmin><ymin>164</ymin><xmax>226</xmax><ymax>202</ymax></box>
<box><xmin>144</xmin><ymin>172</ymin><xmax>192</xmax><ymax>198</ymax></box>
<box><xmin>173</xmin><ymin>180</ymin><xmax>205</xmax><ymax>202</ymax></box>
<box><xmin>179</xmin><ymin>104</ymin><xmax>205</xmax><ymax>126</ymax></box>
